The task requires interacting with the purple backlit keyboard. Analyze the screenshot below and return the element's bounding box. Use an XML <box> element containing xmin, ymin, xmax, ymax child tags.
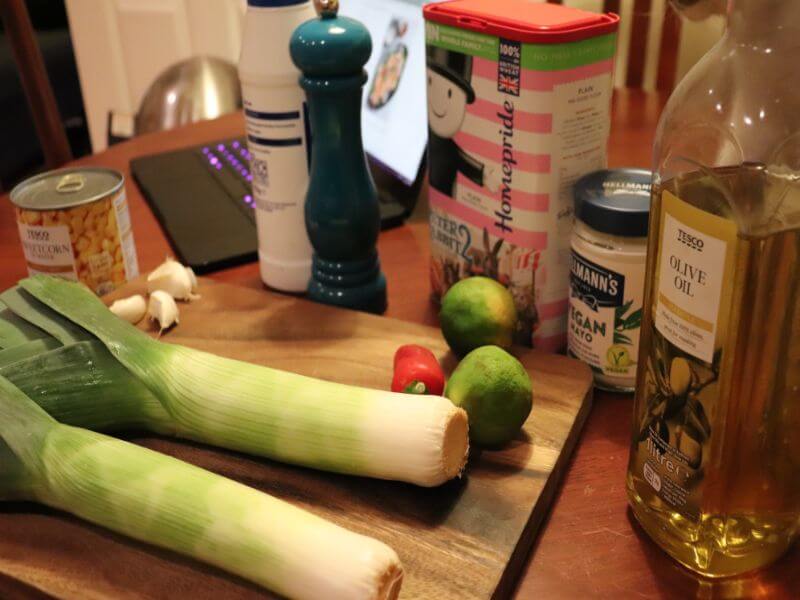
<box><xmin>198</xmin><ymin>139</ymin><xmax>255</xmax><ymax>214</ymax></box>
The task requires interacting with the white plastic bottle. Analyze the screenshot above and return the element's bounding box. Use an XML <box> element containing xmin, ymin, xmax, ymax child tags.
<box><xmin>239</xmin><ymin>0</ymin><xmax>315</xmax><ymax>292</ymax></box>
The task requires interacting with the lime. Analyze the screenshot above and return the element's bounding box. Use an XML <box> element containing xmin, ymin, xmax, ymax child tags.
<box><xmin>440</xmin><ymin>277</ymin><xmax>517</xmax><ymax>357</ymax></box>
<box><xmin>444</xmin><ymin>345</ymin><xmax>532</xmax><ymax>447</ymax></box>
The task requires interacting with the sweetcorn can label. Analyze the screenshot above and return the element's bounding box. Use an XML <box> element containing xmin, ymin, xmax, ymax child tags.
<box><xmin>425</xmin><ymin>21</ymin><xmax>616</xmax><ymax>352</ymax></box>
<box><xmin>11</xmin><ymin>168</ymin><xmax>139</xmax><ymax>295</ymax></box>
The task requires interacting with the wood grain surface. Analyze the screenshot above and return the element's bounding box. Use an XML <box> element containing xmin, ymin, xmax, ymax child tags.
<box><xmin>0</xmin><ymin>277</ymin><xmax>593</xmax><ymax>599</ymax></box>
<box><xmin>1</xmin><ymin>91</ymin><xmax>798</xmax><ymax>598</ymax></box>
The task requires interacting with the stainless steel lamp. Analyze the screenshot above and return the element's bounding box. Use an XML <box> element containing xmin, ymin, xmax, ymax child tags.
<box><xmin>135</xmin><ymin>56</ymin><xmax>241</xmax><ymax>135</ymax></box>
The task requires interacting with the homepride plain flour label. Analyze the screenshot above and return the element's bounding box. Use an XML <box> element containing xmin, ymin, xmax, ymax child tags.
<box><xmin>426</xmin><ymin>21</ymin><xmax>616</xmax><ymax>351</ymax></box>
<box><xmin>568</xmin><ymin>249</ymin><xmax>644</xmax><ymax>382</ymax></box>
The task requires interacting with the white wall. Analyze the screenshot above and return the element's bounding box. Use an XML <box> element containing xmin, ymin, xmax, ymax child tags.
<box><xmin>66</xmin><ymin>0</ymin><xmax>724</xmax><ymax>153</ymax></box>
<box><xmin>65</xmin><ymin>0</ymin><xmax>244</xmax><ymax>152</ymax></box>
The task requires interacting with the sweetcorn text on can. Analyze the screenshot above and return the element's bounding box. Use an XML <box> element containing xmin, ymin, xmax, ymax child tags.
<box><xmin>10</xmin><ymin>167</ymin><xmax>139</xmax><ymax>295</ymax></box>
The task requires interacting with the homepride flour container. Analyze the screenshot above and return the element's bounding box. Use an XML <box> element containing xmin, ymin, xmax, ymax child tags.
<box><xmin>568</xmin><ymin>169</ymin><xmax>651</xmax><ymax>392</ymax></box>
<box><xmin>424</xmin><ymin>0</ymin><xmax>619</xmax><ymax>352</ymax></box>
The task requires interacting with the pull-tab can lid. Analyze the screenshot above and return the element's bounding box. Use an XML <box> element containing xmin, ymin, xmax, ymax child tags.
<box><xmin>10</xmin><ymin>167</ymin><xmax>124</xmax><ymax>211</ymax></box>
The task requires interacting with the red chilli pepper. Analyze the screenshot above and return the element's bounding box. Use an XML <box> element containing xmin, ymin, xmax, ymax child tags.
<box><xmin>391</xmin><ymin>344</ymin><xmax>445</xmax><ymax>396</ymax></box>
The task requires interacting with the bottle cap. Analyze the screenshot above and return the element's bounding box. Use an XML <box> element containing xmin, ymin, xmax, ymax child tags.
<box><xmin>313</xmin><ymin>0</ymin><xmax>338</xmax><ymax>17</ymax></box>
<box><xmin>247</xmin><ymin>0</ymin><xmax>308</xmax><ymax>7</ymax></box>
<box><xmin>574</xmin><ymin>169</ymin><xmax>652</xmax><ymax>237</ymax></box>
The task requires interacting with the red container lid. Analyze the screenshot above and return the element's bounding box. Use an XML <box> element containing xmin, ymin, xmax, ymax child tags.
<box><xmin>423</xmin><ymin>0</ymin><xmax>619</xmax><ymax>44</ymax></box>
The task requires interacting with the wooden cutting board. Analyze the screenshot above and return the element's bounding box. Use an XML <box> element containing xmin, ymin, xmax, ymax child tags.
<box><xmin>0</xmin><ymin>278</ymin><xmax>593</xmax><ymax>600</ymax></box>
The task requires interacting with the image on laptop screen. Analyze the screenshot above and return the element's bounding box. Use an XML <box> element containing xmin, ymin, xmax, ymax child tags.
<box><xmin>340</xmin><ymin>0</ymin><xmax>429</xmax><ymax>186</ymax></box>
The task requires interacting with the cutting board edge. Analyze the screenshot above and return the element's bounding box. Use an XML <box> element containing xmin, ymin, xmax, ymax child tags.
<box><xmin>491</xmin><ymin>384</ymin><xmax>594</xmax><ymax>599</ymax></box>
<box><xmin>0</xmin><ymin>567</ymin><xmax>56</xmax><ymax>600</ymax></box>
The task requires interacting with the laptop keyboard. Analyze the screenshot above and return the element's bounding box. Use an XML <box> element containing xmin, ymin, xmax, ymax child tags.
<box><xmin>197</xmin><ymin>139</ymin><xmax>256</xmax><ymax>221</ymax></box>
<box><xmin>193</xmin><ymin>137</ymin><xmax>409</xmax><ymax>230</ymax></box>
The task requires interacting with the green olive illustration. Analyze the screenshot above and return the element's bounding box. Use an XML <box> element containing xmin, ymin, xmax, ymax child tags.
<box><xmin>670</xmin><ymin>357</ymin><xmax>692</xmax><ymax>397</ymax></box>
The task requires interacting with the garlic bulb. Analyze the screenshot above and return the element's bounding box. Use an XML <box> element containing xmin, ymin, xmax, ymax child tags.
<box><xmin>109</xmin><ymin>295</ymin><xmax>147</xmax><ymax>324</ymax></box>
<box><xmin>148</xmin><ymin>290</ymin><xmax>179</xmax><ymax>332</ymax></box>
<box><xmin>147</xmin><ymin>258</ymin><xmax>200</xmax><ymax>301</ymax></box>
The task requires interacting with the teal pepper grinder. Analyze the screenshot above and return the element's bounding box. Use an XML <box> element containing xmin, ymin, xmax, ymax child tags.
<box><xmin>289</xmin><ymin>0</ymin><xmax>387</xmax><ymax>314</ymax></box>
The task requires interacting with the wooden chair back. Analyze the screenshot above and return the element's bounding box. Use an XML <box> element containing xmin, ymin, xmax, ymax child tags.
<box><xmin>0</xmin><ymin>0</ymin><xmax>73</xmax><ymax>169</ymax></box>
<box><xmin>546</xmin><ymin>0</ymin><xmax>682</xmax><ymax>91</ymax></box>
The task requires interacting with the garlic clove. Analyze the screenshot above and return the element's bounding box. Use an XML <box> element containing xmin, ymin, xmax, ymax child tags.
<box><xmin>185</xmin><ymin>266</ymin><xmax>200</xmax><ymax>299</ymax></box>
<box><xmin>109</xmin><ymin>295</ymin><xmax>147</xmax><ymax>324</ymax></box>
<box><xmin>148</xmin><ymin>290</ymin><xmax>179</xmax><ymax>333</ymax></box>
<box><xmin>147</xmin><ymin>257</ymin><xmax>196</xmax><ymax>300</ymax></box>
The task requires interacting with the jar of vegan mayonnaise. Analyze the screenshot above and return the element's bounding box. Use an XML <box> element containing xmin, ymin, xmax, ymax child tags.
<box><xmin>568</xmin><ymin>169</ymin><xmax>651</xmax><ymax>392</ymax></box>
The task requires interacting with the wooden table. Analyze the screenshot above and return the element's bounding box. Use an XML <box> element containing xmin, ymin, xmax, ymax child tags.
<box><xmin>1</xmin><ymin>89</ymin><xmax>797</xmax><ymax>598</ymax></box>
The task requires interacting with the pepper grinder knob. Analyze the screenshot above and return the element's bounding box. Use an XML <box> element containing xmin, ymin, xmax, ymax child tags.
<box><xmin>313</xmin><ymin>0</ymin><xmax>338</xmax><ymax>18</ymax></box>
<box><xmin>290</xmin><ymin>3</ymin><xmax>387</xmax><ymax>314</ymax></box>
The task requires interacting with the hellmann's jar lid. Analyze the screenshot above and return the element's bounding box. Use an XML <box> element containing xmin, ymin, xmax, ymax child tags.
<box><xmin>573</xmin><ymin>169</ymin><xmax>652</xmax><ymax>237</ymax></box>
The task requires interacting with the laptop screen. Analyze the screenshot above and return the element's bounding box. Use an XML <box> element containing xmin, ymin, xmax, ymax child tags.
<box><xmin>340</xmin><ymin>0</ymin><xmax>430</xmax><ymax>185</ymax></box>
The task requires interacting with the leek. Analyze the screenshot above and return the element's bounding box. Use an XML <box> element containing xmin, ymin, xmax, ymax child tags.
<box><xmin>0</xmin><ymin>340</ymin><xmax>173</xmax><ymax>433</ymax></box>
<box><xmin>0</xmin><ymin>287</ymin><xmax>89</xmax><ymax>344</ymax></box>
<box><xmin>0</xmin><ymin>307</ymin><xmax>49</xmax><ymax>348</ymax></box>
<box><xmin>15</xmin><ymin>276</ymin><xmax>469</xmax><ymax>487</ymax></box>
<box><xmin>0</xmin><ymin>337</ymin><xmax>61</xmax><ymax>368</ymax></box>
<box><xmin>0</xmin><ymin>375</ymin><xmax>403</xmax><ymax>599</ymax></box>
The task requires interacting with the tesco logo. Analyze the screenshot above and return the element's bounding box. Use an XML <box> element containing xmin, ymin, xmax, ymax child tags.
<box><xmin>677</xmin><ymin>228</ymin><xmax>704</xmax><ymax>252</ymax></box>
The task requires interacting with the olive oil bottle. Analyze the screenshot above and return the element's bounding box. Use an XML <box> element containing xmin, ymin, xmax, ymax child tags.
<box><xmin>626</xmin><ymin>0</ymin><xmax>800</xmax><ymax>577</ymax></box>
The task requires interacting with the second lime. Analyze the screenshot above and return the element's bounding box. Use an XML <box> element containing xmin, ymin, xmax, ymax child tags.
<box><xmin>445</xmin><ymin>345</ymin><xmax>532</xmax><ymax>447</ymax></box>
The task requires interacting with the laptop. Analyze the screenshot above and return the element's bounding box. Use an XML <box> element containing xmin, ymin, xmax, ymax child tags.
<box><xmin>131</xmin><ymin>0</ymin><xmax>429</xmax><ymax>274</ymax></box>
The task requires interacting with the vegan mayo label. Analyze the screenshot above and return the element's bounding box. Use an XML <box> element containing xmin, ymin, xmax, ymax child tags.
<box><xmin>568</xmin><ymin>248</ymin><xmax>644</xmax><ymax>381</ymax></box>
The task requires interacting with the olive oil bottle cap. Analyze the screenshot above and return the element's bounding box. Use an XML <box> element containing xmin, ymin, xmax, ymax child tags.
<box><xmin>574</xmin><ymin>169</ymin><xmax>652</xmax><ymax>237</ymax></box>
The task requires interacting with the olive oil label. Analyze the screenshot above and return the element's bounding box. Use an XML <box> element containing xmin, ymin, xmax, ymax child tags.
<box><xmin>631</xmin><ymin>188</ymin><xmax>738</xmax><ymax>520</ymax></box>
<box><xmin>567</xmin><ymin>249</ymin><xmax>644</xmax><ymax>380</ymax></box>
<box><xmin>654</xmin><ymin>191</ymin><xmax>738</xmax><ymax>363</ymax></box>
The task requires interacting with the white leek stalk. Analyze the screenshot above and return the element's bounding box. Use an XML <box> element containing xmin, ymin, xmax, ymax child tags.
<box><xmin>0</xmin><ymin>375</ymin><xmax>403</xmax><ymax>599</ymax></box>
<box><xmin>19</xmin><ymin>276</ymin><xmax>469</xmax><ymax>487</ymax></box>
